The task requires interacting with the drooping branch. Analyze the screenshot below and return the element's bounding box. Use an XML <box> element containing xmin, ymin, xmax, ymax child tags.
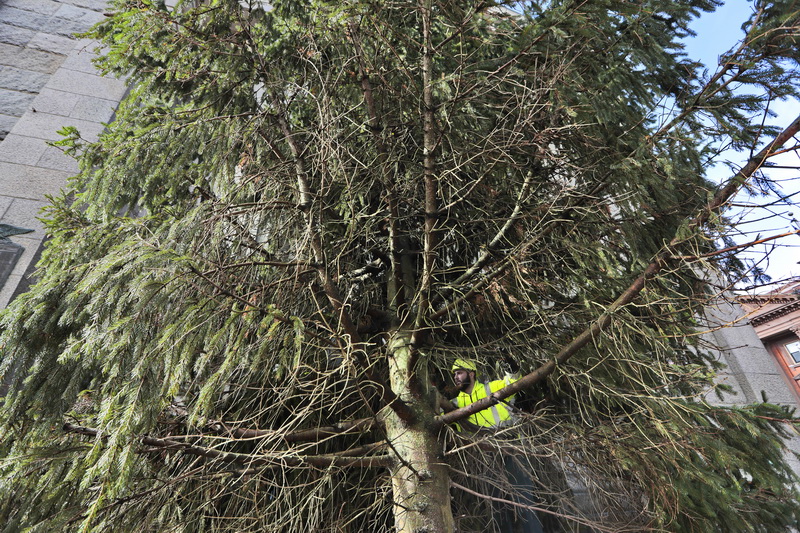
<box><xmin>66</xmin><ymin>466</ymin><xmax>208</xmax><ymax>526</ymax></box>
<box><xmin>210</xmin><ymin>417</ymin><xmax>377</xmax><ymax>443</ymax></box>
<box><xmin>63</xmin><ymin>423</ymin><xmax>392</xmax><ymax>469</ymax></box>
<box><xmin>437</xmin><ymin>113</ymin><xmax>800</xmax><ymax>428</ymax></box>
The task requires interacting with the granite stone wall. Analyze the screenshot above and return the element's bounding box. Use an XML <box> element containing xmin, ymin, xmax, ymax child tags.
<box><xmin>705</xmin><ymin>296</ymin><xmax>800</xmax><ymax>477</ymax></box>
<box><xmin>0</xmin><ymin>0</ymin><xmax>126</xmax><ymax>306</ymax></box>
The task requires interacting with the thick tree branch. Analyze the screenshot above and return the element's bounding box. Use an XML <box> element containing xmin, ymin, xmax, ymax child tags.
<box><xmin>650</xmin><ymin>6</ymin><xmax>770</xmax><ymax>143</ymax></box>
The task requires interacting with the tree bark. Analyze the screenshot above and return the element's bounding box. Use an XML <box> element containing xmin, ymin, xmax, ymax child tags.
<box><xmin>384</xmin><ymin>331</ymin><xmax>455</xmax><ymax>533</ymax></box>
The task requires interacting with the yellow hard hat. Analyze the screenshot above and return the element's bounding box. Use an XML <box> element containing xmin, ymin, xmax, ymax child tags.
<box><xmin>451</xmin><ymin>358</ymin><xmax>477</xmax><ymax>372</ymax></box>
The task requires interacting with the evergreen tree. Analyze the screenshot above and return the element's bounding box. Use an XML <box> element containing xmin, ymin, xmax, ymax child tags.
<box><xmin>1</xmin><ymin>0</ymin><xmax>799</xmax><ymax>531</ymax></box>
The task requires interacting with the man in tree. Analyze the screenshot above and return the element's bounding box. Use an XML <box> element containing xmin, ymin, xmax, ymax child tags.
<box><xmin>452</xmin><ymin>358</ymin><xmax>516</xmax><ymax>427</ymax></box>
<box><xmin>452</xmin><ymin>359</ymin><xmax>545</xmax><ymax>533</ymax></box>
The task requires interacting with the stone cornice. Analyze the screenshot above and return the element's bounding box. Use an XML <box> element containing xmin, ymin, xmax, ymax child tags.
<box><xmin>738</xmin><ymin>294</ymin><xmax>800</xmax><ymax>305</ymax></box>
<box><xmin>746</xmin><ymin>299</ymin><xmax>800</xmax><ymax>326</ymax></box>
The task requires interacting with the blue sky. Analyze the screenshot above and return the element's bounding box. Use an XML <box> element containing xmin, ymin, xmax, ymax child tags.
<box><xmin>685</xmin><ymin>1</ymin><xmax>800</xmax><ymax>287</ymax></box>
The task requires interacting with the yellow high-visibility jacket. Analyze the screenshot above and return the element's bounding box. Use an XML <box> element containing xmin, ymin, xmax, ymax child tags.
<box><xmin>454</xmin><ymin>378</ymin><xmax>516</xmax><ymax>428</ymax></box>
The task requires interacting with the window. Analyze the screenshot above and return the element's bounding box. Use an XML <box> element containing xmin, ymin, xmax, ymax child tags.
<box><xmin>767</xmin><ymin>337</ymin><xmax>800</xmax><ymax>394</ymax></box>
<box><xmin>785</xmin><ymin>340</ymin><xmax>800</xmax><ymax>365</ymax></box>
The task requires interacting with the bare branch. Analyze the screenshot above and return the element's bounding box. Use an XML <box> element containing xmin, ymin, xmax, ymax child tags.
<box><xmin>670</xmin><ymin>228</ymin><xmax>800</xmax><ymax>261</ymax></box>
<box><xmin>211</xmin><ymin>417</ymin><xmax>377</xmax><ymax>443</ymax></box>
<box><xmin>450</xmin><ymin>481</ymin><xmax>630</xmax><ymax>533</ymax></box>
<box><xmin>63</xmin><ymin>423</ymin><xmax>391</xmax><ymax>469</ymax></box>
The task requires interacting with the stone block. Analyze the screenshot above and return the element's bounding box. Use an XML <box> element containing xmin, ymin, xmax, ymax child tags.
<box><xmin>48</xmin><ymin>17</ymin><xmax>96</xmax><ymax>38</ymax></box>
<box><xmin>28</xmin><ymin>32</ymin><xmax>75</xmax><ymax>54</ymax></box>
<box><xmin>55</xmin><ymin>4</ymin><xmax>106</xmax><ymax>25</ymax></box>
<box><xmin>46</xmin><ymin>68</ymin><xmax>127</xmax><ymax>101</ymax></box>
<box><xmin>0</xmin><ymin>23</ymin><xmax>35</xmax><ymax>46</ymax></box>
<box><xmin>0</xmin><ymin>45</ymin><xmax>65</xmax><ymax>74</ymax></box>
<box><xmin>9</xmin><ymin>110</ymin><xmax>105</xmax><ymax>142</ymax></box>
<box><xmin>0</xmin><ymin>66</ymin><xmax>50</xmax><ymax>93</ymax></box>
<box><xmin>36</xmin><ymin>144</ymin><xmax>80</xmax><ymax>174</ymax></box>
<box><xmin>0</xmin><ymin>242</ymin><xmax>25</xmax><ymax>294</ymax></box>
<box><xmin>0</xmin><ymin>133</ymin><xmax>49</xmax><ymax>166</ymax></box>
<box><xmin>1</xmin><ymin>197</ymin><xmax>50</xmax><ymax>236</ymax></box>
<box><xmin>2</xmin><ymin>0</ymin><xmax>62</xmax><ymax>16</ymax></box>
<box><xmin>0</xmin><ymin>89</ymin><xmax>37</xmax><ymax>116</ymax></box>
<box><xmin>0</xmin><ymin>43</ymin><xmax>23</xmax><ymax>66</ymax></box>
<box><xmin>0</xmin><ymin>196</ymin><xmax>13</xmax><ymax>217</ymax></box>
<box><xmin>32</xmin><ymin>88</ymin><xmax>80</xmax><ymax>117</ymax></box>
<box><xmin>0</xmin><ymin>161</ymin><xmax>71</xmax><ymax>200</ymax></box>
<box><xmin>71</xmin><ymin>37</ymin><xmax>100</xmax><ymax>51</ymax></box>
<box><xmin>71</xmin><ymin>94</ymin><xmax>118</xmax><ymax>122</ymax></box>
<box><xmin>725</xmin><ymin>346</ymin><xmax>785</xmax><ymax>377</ymax></box>
<box><xmin>742</xmin><ymin>372</ymin><xmax>800</xmax><ymax>407</ymax></box>
<box><xmin>24</xmin><ymin>49</ymin><xmax>68</xmax><ymax>74</ymax></box>
<box><xmin>60</xmin><ymin>48</ymin><xmax>102</xmax><ymax>75</ymax></box>
<box><xmin>62</xmin><ymin>0</ymin><xmax>112</xmax><ymax>12</ymax></box>
<box><xmin>1</xmin><ymin>7</ymin><xmax>50</xmax><ymax>33</ymax></box>
<box><xmin>0</xmin><ymin>113</ymin><xmax>17</xmax><ymax>140</ymax></box>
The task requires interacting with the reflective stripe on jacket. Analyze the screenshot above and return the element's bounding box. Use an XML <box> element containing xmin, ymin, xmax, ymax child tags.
<box><xmin>454</xmin><ymin>378</ymin><xmax>516</xmax><ymax>428</ymax></box>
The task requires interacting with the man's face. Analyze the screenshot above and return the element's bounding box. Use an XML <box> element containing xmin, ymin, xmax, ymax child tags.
<box><xmin>453</xmin><ymin>369</ymin><xmax>474</xmax><ymax>391</ymax></box>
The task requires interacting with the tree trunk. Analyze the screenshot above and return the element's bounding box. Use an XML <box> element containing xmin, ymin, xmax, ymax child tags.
<box><xmin>384</xmin><ymin>331</ymin><xmax>455</xmax><ymax>533</ymax></box>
